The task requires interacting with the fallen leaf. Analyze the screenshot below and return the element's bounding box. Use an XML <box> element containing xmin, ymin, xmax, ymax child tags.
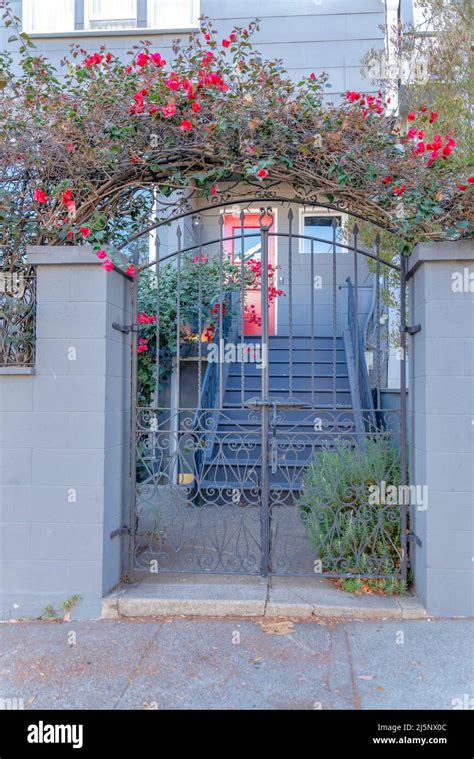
<box><xmin>377</xmin><ymin>686</ymin><xmax>385</xmax><ymax>692</ymax></box>
<box><xmin>259</xmin><ymin>620</ymin><xmax>295</xmax><ymax>635</ymax></box>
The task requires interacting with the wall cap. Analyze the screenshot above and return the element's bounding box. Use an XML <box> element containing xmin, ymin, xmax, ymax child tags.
<box><xmin>26</xmin><ymin>245</ymin><xmax>132</xmax><ymax>277</ymax></box>
<box><xmin>407</xmin><ymin>239</ymin><xmax>474</xmax><ymax>278</ymax></box>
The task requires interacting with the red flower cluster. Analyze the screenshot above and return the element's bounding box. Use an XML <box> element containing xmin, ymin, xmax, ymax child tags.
<box><xmin>84</xmin><ymin>52</ymin><xmax>103</xmax><ymax>67</ymax></box>
<box><xmin>345</xmin><ymin>91</ymin><xmax>384</xmax><ymax>116</ymax></box>
<box><xmin>137</xmin><ymin>338</ymin><xmax>149</xmax><ymax>353</ymax></box>
<box><xmin>138</xmin><ymin>312</ymin><xmax>156</xmax><ymax>324</ymax></box>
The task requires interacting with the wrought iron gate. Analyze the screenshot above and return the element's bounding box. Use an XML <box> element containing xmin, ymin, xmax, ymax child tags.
<box><xmin>126</xmin><ymin>202</ymin><xmax>408</xmax><ymax>582</ymax></box>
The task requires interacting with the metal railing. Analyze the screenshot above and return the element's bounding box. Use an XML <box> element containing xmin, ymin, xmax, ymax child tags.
<box><xmin>0</xmin><ymin>266</ymin><xmax>36</xmax><ymax>367</ymax></box>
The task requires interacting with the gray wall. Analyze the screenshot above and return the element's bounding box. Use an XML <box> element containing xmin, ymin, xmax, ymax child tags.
<box><xmin>0</xmin><ymin>247</ymin><xmax>132</xmax><ymax>619</ymax></box>
<box><xmin>408</xmin><ymin>241</ymin><xmax>473</xmax><ymax>617</ymax></box>
<box><xmin>2</xmin><ymin>1</ymin><xmax>385</xmax><ymax>101</ymax></box>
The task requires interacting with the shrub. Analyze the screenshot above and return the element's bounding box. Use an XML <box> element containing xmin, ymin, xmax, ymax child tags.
<box><xmin>298</xmin><ymin>437</ymin><xmax>406</xmax><ymax>587</ymax></box>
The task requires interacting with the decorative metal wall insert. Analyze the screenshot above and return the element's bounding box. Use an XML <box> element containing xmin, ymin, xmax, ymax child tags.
<box><xmin>128</xmin><ymin>203</ymin><xmax>407</xmax><ymax>582</ymax></box>
<box><xmin>0</xmin><ymin>265</ymin><xmax>36</xmax><ymax>367</ymax></box>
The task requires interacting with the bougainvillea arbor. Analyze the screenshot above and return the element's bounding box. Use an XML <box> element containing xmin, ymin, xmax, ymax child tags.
<box><xmin>0</xmin><ymin>3</ymin><xmax>472</xmax><ymax>273</ymax></box>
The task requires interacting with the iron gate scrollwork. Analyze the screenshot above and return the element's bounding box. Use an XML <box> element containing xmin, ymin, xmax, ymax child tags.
<box><xmin>127</xmin><ymin>201</ymin><xmax>408</xmax><ymax>583</ymax></box>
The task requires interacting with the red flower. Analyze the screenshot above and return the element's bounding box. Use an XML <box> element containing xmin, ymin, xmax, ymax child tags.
<box><xmin>62</xmin><ymin>189</ymin><xmax>73</xmax><ymax>205</ymax></box>
<box><xmin>136</xmin><ymin>53</ymin><xmax>149</xmax><ymax>67</ymax></box>
<box><xmin>257</xmin><ymin>168</ymin><xmax>268</xmax><ymax>178</ymax></box>
<box><xmin>80</xmin><ymin>227</ymin><xmax>91</xmax><ymax>238</ymax></box>
<box><xmin>393</xmin><ymin>185</ymin><xmax>406</xmax><ymax>196</ymax></box>
<box><xmin>456</xmin><ymin>184</ymin><xmax>467</xmax><ymax>191</ymax></box>
<box><xmin>468</xmin><ymin>177</ymin><xmax>474</xmax><ymax>184</ymax></box>
<box><xmin>102</xmin><ymin>259</ymin><xmax>114</xmax><ymax>272</ymax></box>
<box><xmin>429</xmin><ymin>111</ymin><xmax>438</xmax><ymax>124</ymax></box>
<box><xmin>211</xmin><ymin>183</ymin><xmax>218</xmax><ymax>196</ymax></box>
<box><xmin>33</xmin><ymin>188</ymin><xmax>47</xmax><ymax>204</ymax></box>
<box><xmin>96</xmin><ymin>249</ymin><xmax>107</xmax><ymax>259</ymax></box>
<box><xmin>222</xmin><ymin>39</ymin><xmax>230</xmax><ymax>48</ymax></box>
<box><xmin>191</xmin><ymin>101</ymin><xmax>201</xmax><ymax>112</ymax></box>
<box><xmin>85</xmin><ymin>52</ymin><xmax>103</xmax><ymax>67</ymax></box>
<box><xmin>204</xmin><ymin>32</ymin><xmax>211</xmax><ymax>42</ymax></box>
<box><xmin>166</xmin><ymin>75</ymin><xmax>180</xmax><ymax>91</ymax></box>
<box><xmin>138</xmin><ymin>312</ymin><xmax>156</xmax><ymax>324</ymax></box>
<box><xmin>382</xmin><ymin>176</ymin><xmax>393</xmax><ymax>184</ymax></box>
<box><xmin>420</xmin><ymin>105</ymin><xmax>427</xmax><ymax>113</ymax></box>
<box><xmin>346</xmin><ymin>91</ymin><xmax>361</xmax><ymax>103</ymax></box>
<box><xmin>309</xmin><ymin>72</ymin><xmax>316</xmax><ymax>80</ymax></box>
<box><xmin>150</xmin><ymin>53</ymin><xmax>163</xmax><ymax>65</ymax></box>
<box><xmin>162</xmin><ymin>103</ymin><xmax>176</xmax><ymax>118</ymax></box>
<box><xmin>407</xmin><ymin>128</ymin><xmax>418</xmax><ymax>140</ymax></box>
<box><xmin>137</xmin><ymin>338</ymin><xmax>149</xmax><ymax>353</ymax></box>
<box><xmin>442</xmin><ymin>143</ymin><xmax>454</xmax><ymax>157</ymax></box>
<box><xmin>67</xmin><ymin>230</ymin><xmax>74</xmax><ymax>240</ymax></box>
<box><xmin>106</xmin><ymin>53</ymin><xmax>113</xmax><ymax>63</ymax></box>
<box><xmin>180</xmin><ymin>120</ymin><xmax>193</xmax><ymax>131</ymax></box>
<box><xmin>229</xmin><ymin>33</ymin><xmax>236</xmax><ymax>42</ymax></box>
<box><xmin>414</xmin><ymin>141</ymin><xmax>425</xmax><ymax>155</ymax></box>
<box><xmin>126</xmin><ymin>264</ymin><xmax>136</xmax><ymax>277</ymax></box>
<box><xmin>66</xmin><ymin>142</ymin><xmax>74</xmax><ymax>154</ymax></box>
<box><xmin>407</xmin><ymin>112</ymin><xmax>415</xmax><ymax>121</ymax></box>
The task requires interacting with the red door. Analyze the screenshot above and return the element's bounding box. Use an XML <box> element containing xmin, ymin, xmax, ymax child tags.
<box><xmin>224</xmin><ymin>213</ymin><xmax>276</xmax><ymax>336</ymax></box>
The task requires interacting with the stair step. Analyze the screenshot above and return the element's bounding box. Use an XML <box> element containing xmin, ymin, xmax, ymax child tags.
<box><xmin>226</xmin><ymin>376</ymin><xmax>350</xmax><ymax>392</ymax></box>
<box><xmin>224</xmin><ymin>390</ymin><xmax>353</xmax><ymax>406</ymax></box>
<box><xmin>244</xmin><ymin>336</ymin><xmax>345</xmax><ymax>349</ymax></box>
<box><xmin>227</xmin><ymin>364</ymin><xmax>348</xmax><ymax>378</ymax></box>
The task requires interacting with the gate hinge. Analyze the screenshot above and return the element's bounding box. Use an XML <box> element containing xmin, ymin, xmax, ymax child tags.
<box><xmin>405</xmin><ymin>324</ymin><xmax>421</xmax><ymax>335</ymax></box>
<box><xmin>110</xmin><ymin>525</ymin><xmax>131</xmax><ymax>539</ymax></box>
<box><xmin>407</xmin><ymin>531</ymin><xmax>422</xmax><ymax>547</ymax></box>
<box><xmin>112</xmin><ymin>322</ymin><xmax>138</xmax><ymax>334</ymax></box>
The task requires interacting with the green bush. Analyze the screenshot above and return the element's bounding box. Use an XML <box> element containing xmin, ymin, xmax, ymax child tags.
<box><xmin>298</xmin><ymin>437</ymin><xmax>406</xmax><ymax>587</ymax></box>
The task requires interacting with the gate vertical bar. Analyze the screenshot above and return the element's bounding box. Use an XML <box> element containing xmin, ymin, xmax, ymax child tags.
<box><xmin>128</xmin><ymin>246</ymin><xmax>139</xmax><ymax>582</ymax></box>
<box><xmin>332</xmin><ymin>218</ymin><xmax>338</xmax><ymax>408</ymax></box>
<box><xmin>400</xmin><ymin>255</ymin><xmax>408</xmax><ymax>583</ymax></box>
<box><xmin>353</xmin><ymin>224</ymin><xmax>360</xmax><ymax>418</ymax></box>
<box><xmin>310</xmin><ymin>238</ymin><xmax>315</xmax><ymax>407</ymax></box>
<box><xmin>288</xmin><ymin>209</ymin><xmax>294</xmax><ymax>398</ymax></box>
<box><xmin>259</xmin><ymin>210</ymin><xmax>271</xmax><ymax>576</ymax></box>
<box><xmin>240</xmin><ymin>210</ymin><xmax>246</xmax><ymax>407</ymax></box>
<box><xmin>375</xmin><ymin>234</ymin><xmax>381</xmax><ymax>411</ymax></box>
<box><xmin>218</xmin><ymin>215</ymin><xmax>224</xmax><ymax>408</ymax></box>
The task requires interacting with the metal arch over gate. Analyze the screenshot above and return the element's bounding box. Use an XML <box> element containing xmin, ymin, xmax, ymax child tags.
<box><xmin>126</xmin><ymin>202</ymin><xmax>408</xmax><ymax>582</ymax></box>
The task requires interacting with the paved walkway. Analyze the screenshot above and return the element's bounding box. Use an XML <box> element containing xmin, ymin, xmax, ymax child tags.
<box><xmin>0</xmin><ymin>617</ymin><xmax>472</xmax><ymax>710</ymax></box>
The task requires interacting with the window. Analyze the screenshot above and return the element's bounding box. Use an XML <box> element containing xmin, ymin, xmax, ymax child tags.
<box><xmin>23</xmin><ymin>0</ymin><xmax>199</xmax><ymax>33</ymax></box>
<box><xmin>23</xmin><ymin>0</ymin><xmax>74</xmax><ymax>33</ymax></box>
<box><xmin>300</xmin><ymin>212</ymin><xmax>343</xmax><ymax>254</ymax></box>
<box><xmin>84</xmin><ymin>0</ymin><xmax>137</xmax><ymax>31</ymax></box>
<box><xmin>147</xmin><ymin>0</ymin><xmax>199</xmax><ymax>29</ymax></box>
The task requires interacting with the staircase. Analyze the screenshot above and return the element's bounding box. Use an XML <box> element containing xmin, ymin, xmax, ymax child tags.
<box><xmin>194</xmin><ymin>335</ymin><xmax>357</xmax><ymax>495</ymax></box>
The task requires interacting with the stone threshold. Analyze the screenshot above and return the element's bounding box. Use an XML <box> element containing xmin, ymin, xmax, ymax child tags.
<box><xmin>102</xmin><ymin>574</ymin><xmax>427</xmax><ymax>620</ymax></box>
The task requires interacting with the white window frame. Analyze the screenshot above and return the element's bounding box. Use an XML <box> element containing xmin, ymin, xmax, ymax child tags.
<box><xmin>298</xmin><ymin>207</ymin><xmax>347</xmax><ymax>254</ymax></box>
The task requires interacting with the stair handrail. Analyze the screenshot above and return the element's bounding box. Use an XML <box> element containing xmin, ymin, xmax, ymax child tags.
<box><xmin>191</xmin><ymin>291</ymin><xmax>237</xmax><ymax>474</ymax></box>
<box><xmin>344</xmin><ymin>277</ymin><xmax>377</xmax><ymax>436</ymax></box>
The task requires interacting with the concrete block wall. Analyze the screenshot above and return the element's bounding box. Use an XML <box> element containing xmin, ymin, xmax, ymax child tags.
<box><xmin>408</xmin><ymin>241</ymin><xmax>474</xmax><ymax>617</ymax></box>
<box><xmin>0</xmin><ymin>247</ymin><xmax>132</xmax><ymax>619</ymax></box>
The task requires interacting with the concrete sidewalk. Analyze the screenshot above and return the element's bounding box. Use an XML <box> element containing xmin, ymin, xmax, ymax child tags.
<box><xmin>0</xmin><ymin>617</ymin><xmax>472</xmax><ymax>710</ymax></box>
